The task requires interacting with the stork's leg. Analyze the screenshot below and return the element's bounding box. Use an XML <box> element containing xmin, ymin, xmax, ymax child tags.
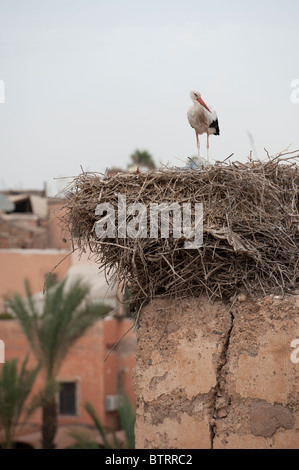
<box><xmin>196</xmin><ymin>132</ymin><xmax>200</xmax><ymax>160</ymax></box>
<box><xmin>206</xmin><ymin>133</ymin><xmax>210</xmax><ymax>163</ymax></box>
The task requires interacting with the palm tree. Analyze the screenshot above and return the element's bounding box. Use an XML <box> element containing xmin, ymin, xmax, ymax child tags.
<box><xmin>7</xmin><ymin>277</ymin><xmax>112</xmax><ymax>449</ymax></box>
<box><xmin>0</xmin><ymin>356</ymin><xmax>40</xmax><ymax>449</ymax></box>
<box><xmin>68</xmin><ymin>396</ymin><xmax>135</xmax><ymax>449</ymax></box>
<box><xmin>128</xmin><ymin>150</ymin><xmax>156</xmax><ymax>170</ymax></box>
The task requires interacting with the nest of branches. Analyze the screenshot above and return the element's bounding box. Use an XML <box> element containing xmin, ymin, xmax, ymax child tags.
<box><xmin>60</xmin><ymin>151</ymin><xmax>299</xmax><ymax>315</ymax></box>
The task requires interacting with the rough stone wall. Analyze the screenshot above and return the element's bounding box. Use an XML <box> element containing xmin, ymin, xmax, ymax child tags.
<box><xmin>133</xmin><ymin>295</ymin><xmax>299</xmax><ymax>449</ymax></box>
<box><xmin>0</xmin><ymin>217</ymin><xmax>48</xmax><ymax>249</ymax></box>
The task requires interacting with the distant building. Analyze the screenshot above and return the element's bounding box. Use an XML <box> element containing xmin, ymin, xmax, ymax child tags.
<box><xmin>0</xmin><ymin>190</ymin><xmax>136</xmax><ymax>449</ymax></box>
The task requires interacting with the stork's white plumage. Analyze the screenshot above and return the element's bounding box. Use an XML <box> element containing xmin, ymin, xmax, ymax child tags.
<box><xmin>187</xmin><ymin>90</ymin><xmax>220</xmax><ymax>163</ymax></box>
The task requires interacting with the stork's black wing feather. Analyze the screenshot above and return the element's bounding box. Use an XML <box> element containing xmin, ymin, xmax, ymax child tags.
<box><xmin>209</xmin><ymin>118</ymin><xmax>220</xmax><ymax>135</ymax></box>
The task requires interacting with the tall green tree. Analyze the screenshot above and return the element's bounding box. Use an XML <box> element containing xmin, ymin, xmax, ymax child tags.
<box><xmin>7</xmin><ymin>277</ymin><xmax>112</xmax><ymax>449</ymax></box>
<box><xmin>0</xmin><ymin>356</ymin><xmax>40</xmax><ymax>449</ymax></box>
<box><xmin>128</xmin><ymin>150</ymin><xmax>156</xmax><ymax>170</ymax></box>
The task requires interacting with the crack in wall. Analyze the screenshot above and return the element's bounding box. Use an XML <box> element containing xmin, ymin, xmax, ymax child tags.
<box><xmin>135</xmin><ymin>296</ymin><xmax>299</xmax><ymax>449</ymax></box>
<box><xmin>209</xmin><ymin>309</ymin><xmax>235</xmax><ymax>448</ymax></box>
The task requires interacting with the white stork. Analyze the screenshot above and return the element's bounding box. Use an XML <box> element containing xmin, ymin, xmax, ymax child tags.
<box><xmin>187</xmin><ymin>90</ymin><xmax>220</xmax><ymax>163</ymax></box>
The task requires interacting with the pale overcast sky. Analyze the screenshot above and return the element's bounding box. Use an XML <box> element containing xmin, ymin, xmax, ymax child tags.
<box><xmin>0</xmin><ymin>0</ymin><xmax>298</xmax><ymax>195</ymax></box>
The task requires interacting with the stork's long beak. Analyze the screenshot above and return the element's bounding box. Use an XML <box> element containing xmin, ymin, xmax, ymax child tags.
<box><xmin>197</xmin><ymin>97</ymin><xmax>211</xmax><ymax>113</ymax></box>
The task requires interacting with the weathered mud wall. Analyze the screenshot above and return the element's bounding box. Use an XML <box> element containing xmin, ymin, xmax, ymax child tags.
<box><xmin>133</xmin><ymin>295</ymin><xmax>299</xmax><ymax>449</ymax></box>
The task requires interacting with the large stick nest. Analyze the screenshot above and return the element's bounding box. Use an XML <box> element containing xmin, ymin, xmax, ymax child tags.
<box><xmin>60</xmin><ymin>152</ymin><xmax>299</xmax><ymax>314</ymax></box>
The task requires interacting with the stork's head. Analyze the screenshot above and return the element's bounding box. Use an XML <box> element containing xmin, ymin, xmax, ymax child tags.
<box><xmin>190</xmin><ymin>90</ymin><xmax>211</xmax><ymax>113</ymax></box>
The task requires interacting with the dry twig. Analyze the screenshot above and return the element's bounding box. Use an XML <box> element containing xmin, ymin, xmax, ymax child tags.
<box><xmin>59</xmin><ymin>150</ymin><xmax>299</xmax><ymax>315</ymax></box>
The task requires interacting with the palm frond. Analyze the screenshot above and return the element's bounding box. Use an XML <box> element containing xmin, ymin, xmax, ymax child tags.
<box><xmin>8</xmin><ymin>277</ymin><xmax>112</xmax><ymax>380</ymax></box>
<box><xmin>84</xmin><ymin>401</ymin><xmax>111</xmax><ymax>448</ymax></box>
<box><xmin>118</xmin><ymin>395</ymin><xmax>135</xmax><ymax>449</ymax></box>
<box><xmin>6</xmin><ymin>275</ymin><xmax>113</xmax><ymax>449</ymax></box>
<box><xmin>0</xmin><ymin>355</ymin><xmax>41</xmax><ymax>449</ymax></box>
<box><xmin>67</xmin><ymin>428</ymin><xmax>100</xmax><ymax>449</ymax></box>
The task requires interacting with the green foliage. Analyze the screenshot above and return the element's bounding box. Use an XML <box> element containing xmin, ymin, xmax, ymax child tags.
<box><xmin>6</xmin><ymin>276</ymin><xmax>112</xmax><ymax>448</ymax></box>
<box><xmin>0</xmin><ymin>312</ymin><xmax>14</xmax><ymax>320</ymax></box>
<box><xmin>7</xmin><ymin>278</ymin><xmax>112</xmax><ymax>382</ymax></box>
<box><xmin>118</xmin><ymin>395</ymin><xmax>135</xmax><ymax>449</ymax></box>
<box><xmin>128</xmin><ymin>149</ymin><xmax>156</xmax><ymax>170</ymax></box>
<box><xmin>67</xmin><ymin>428</ymin><xmax>100</xmax><ymax>449</ymax></box>
<box><xmin>0</xmin><ymin>356</ymin><xmax>40</xmax><ymax>449</ymax></box>
<box><xmin>68</xmin><ymin>396</ymin><xmax>135</xmax><ymax>449</ymax></box>
<box><xmin>123</xmin><ymin>284</ymin><xmax>137</xmax><ymax>319</ymax></box>
<box><xmin>84</xmin><ymin>401</ymin><xmax>114</xmax><ymax>448</ymax></box>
